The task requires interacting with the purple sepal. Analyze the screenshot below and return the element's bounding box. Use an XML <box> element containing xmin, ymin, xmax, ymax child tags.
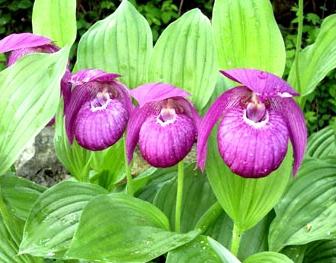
<box><xmin>221</xmin><ymin>69</ymin><xmax>299</xmax><ymax>99</ymax></box>
<box><xmin>197</xmin><ymin>87</ymin><xmax>250</xmax><ymax>170</ymax></box>
<box><xmin>271</xmin><ymin>98</ymin><xmax>307</xmax><ymax>175</ymax></box>
<box><xmin>126</xmin><ymin>104</ymin><xmax>159</xmax><ymax>162</ymax></box>
<box><xmin>71</xmin><ymin>69</ymin><xmax>120</xmax><ymax>85</ymax></box>
<box><xmin>131</xmin><ymin>83</ymin><xmax>190</xmax><ymax>107</ymax></box>
<box><xmin>0</xmin><ymin>33</ymin><xmax>52</xmax><ymax>53</ymax></box>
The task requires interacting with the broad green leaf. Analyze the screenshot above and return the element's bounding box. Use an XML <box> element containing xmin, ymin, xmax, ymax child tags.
<box><xmin>288</xmin><ymin>15</ymin><xmax>336</xmax><ymax>96</ymax></box>
<box><xmin>0</xmin><ymin>174</ymin><xmax>46</xmax><ymax>221</ymax></box>
<box><xmin>90</xmin><ymin>138</ymin><xmax>126</xmax><ymax>189</ymax></box>
<box><xmin>32</xmin><ymin>0</ymin><xmax>77</xmax><ymax>47</ymax></box>
<box><xmin>303</xmin><ymin>240</ymin><xmax>336</xmax><ymax>263</ymax></box>
<box><xmin>205</xmin><ymin>211</ymin><xmax>273</xmax><ymax>261</ymax></box>
<box><xmin>281</xmin><ymin>246</ymin><xmax>306</xmax><ymax>263</ymax></box>
<box><xmin>19</xmin><ymin>181</ymin><xmax>107</xmax><ymax>258</ymax></box>
<box><xmin>66</xmin><ymin>193</ymin><xmax>200</xmax><ymax>262</ymax></box>
<box><xmin>206</xmin><ymin>134</ymin><xmax>292</xmax><ymax>231</ymax></box>
<box><xmin>166</xmin><ymin>236</ymin><xmax>224</xmax><ymax>263</ymax></box>
<box><xmin>212</xmin><ymin>0</ymin><xmax>286</xmax><ymax>76</ymax></box>
<box><xmin>208</xmin><ymin>237</ymin><xmax>241</xmax><ymax>263</ymax></box>
<box><xmin>75</xmin><ymin>0</ymin><xmax>152</xmax><ymax>88</ymax></box>
<box><xmin>268</xmin><ymin>159</ymin><xmax>336</xmax><ymax>252</ymax></box>
<box><xmin>0</xmin><ymin>48</ymin><xmax>69</xmax><ymax>175</ymax></box>
<box><xmin>153</xmin><ymin>164</ymin><xmax>217</xmax><ymax>232</ymax></box>
<box><xmin>54</xmin><ymin>102</ymin><xmax>92</xmax><ymax>181</ymax></box>
<box><xmin>307</xmin><ymin>126</ymin><xmax>336</xmax><ymax>159</ymax></box>
<box><xmin>148</xmin><ymin>9</ymin><xmax>217</xmax><ymax>110</ymax></box>
<box><xmin>0</xmin><ymin>215</ymin><xmax>41</xmax><ymax>263</ymax></box>
<box><xmin>244</xmin><ymin>252</ymin><xmax>293</xmax><ymax>263</ymax></box>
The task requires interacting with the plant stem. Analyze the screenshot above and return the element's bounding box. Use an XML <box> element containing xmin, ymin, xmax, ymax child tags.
<box><xmin>294</xmin><ymin>0</ymin><xmax>304</xmax><ymax>94</ymax></box>
<box><xmin>178</xmin><ymin>0</ymin><xmax>185</xmax><ymax>16</ymax></box>
<box><xmin>230</xmin><ymin>223</ymin><xmax>242</xmax><ymax>256</ymax></box>
<box><xmin>123</xmin><ymin>137</ymin><xmax>134</xmax><ymax>196</ymax></box>
<box><xmin>175</xmin><ymin>161</ymin><xmax>184</xmax><ymax>232</ymax></box>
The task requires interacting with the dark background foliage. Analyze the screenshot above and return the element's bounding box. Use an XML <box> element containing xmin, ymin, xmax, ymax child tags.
<box><xmin>0</xmin><ymin>0</ymin><xmax>335</xmax><ymax>133</ymax></box>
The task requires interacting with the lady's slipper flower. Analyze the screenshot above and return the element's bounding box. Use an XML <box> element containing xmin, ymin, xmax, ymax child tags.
<box><xmin>126</xmin><ymin>83</ymin><xmax>200</xmax><ymax>168</ymax></box>
<box><xmin>65</xmin><ymin>69</ymin><xmax>132</xmax><ymax>151</ymax></box>
<box><xmin>197</xmin><ymin>69</ymin><xmax>307</xmax><ymax>178</ymax></box>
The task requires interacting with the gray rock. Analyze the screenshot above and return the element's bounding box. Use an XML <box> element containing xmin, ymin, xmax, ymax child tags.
<box><xmin>15</xmin><ymin>127</ymin><xmax>68</xmax><ymax>186</ymax></box>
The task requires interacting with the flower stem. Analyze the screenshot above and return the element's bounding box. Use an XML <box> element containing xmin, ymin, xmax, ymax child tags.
<box><xmin>175</xmin><ymin>161</ymin><xmax>184</xmax><ymax>232</ymax></box>
<box><xmin>230</xmin><ymin>223</ymin><xmax>242</xmax><ymax>256</ymax></box>
<box><xmin>294</xmin><ymin>0</ymin><xmax>304</xmax><ymax>94</ymax></box>
<box><xmin>123</xmin><ymin>137</ymin><xmax>134</xmax><ymax>196</ymax></box>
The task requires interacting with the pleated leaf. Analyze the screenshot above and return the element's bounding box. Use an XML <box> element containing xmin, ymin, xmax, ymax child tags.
<box><xmin>19</xmin><ymin>181</ymin><xmax>107</xmax><ymax>258</ymax></box>
<box><xmin>268</xmin><ymin>159</ymin><xmax>336</xmax><ymax>252</ymax></box>
<box><xmin>212</xmin><ymin>0</ymin><xmax>286</xmax><ymax>76</ymax></box>
<box><xmin>66</xmin><ymin>193</ymin><xmax>200</xmax><ymax>262</ymax></box>
<box><xmin>208</xmin><ymin>237</ymin><xmax>241</xmax><ymax>263</ymax></box>
<box><xmin>54</xmin><ymin>102</ymin><xmax>93</xmax><ymax>181</ymax></box>
<box><xmin>148</xmin><ymin>9</ymin><xmax>218</xmax><ymax>110</ymax></box>
<box><xmin>153</xmin><ymin>164</ymin><xmax>217</xmax><ymax>232</ymax></box>
<box><xmin>0</xmin><ymin>174</ymin><xmax>46</xmax><ymax>221</ymax></box>
<box><xmin>32</xmin><ymin>0</ymin><xmax>77</xmax><ymax>47</ymax></box>
<box><xmin>306</xmin><ymin>126</ymin><xmax>336</xmax><ymax>159</ymax></box>
<box><xmin>205</xmin><ymin>211</ymin><xmax>273</xmax><ymax>261</ymax></box>
<box><xmin>0</xmin><ymin>215</ymin><xmax>42</xmax><ymax>263</ymax></box>
<box><xmin>75</xmin><ymin>0</ymin><xmax>152</xmax><ymax>88</ymax></box>
<box><xmin>244</xmin><ymin>252</ymin><xmax>293</xmax><ymax>263</ymax></box>
<box><xmin>166</xmin><ymin>236</ymin><xmax>226</xmax><ymax>263</ymax></box>
<box><xmin>0</xmin><ymin>48</ymin><xmax>69</xmax><ymax>175</ymax></box>
<box><xmin>303</xmin><ymin>240</ymin><xmax>336</xmax><ymax>263</ymax></box>
<box><xmin>288</xmin><ymin>15</ymin><xmax>336</xmax><ymax>96</ymax></box>
<box><xmin>206</xmin><ymin>134</ymin><xmax>292</xmax><ymax>232</ymax></box>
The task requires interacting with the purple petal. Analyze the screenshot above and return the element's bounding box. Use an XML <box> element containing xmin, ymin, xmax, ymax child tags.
<box><xmin>139</xmin><ymin>113</ymin><xmax>197</xmax><ymax>167</ymax></box>
<box><xmin>71</xmin><ymin>69</ymin><xmax>120</xmax><ymax>85</ymax></box>
<box><xmin>65</xmin><ymin>84</ymin><xmax>96</xmax><ymax>143</ymax></box>
<box><xmin>217</xmin><ymin>106</ymin><xmax>289</xmax><ymax>178</ymax></box>
<box><xmin>197</xmin><ymin>87</ymin><xmax>250</xmax><ymax>170</ymax></box>
<box><xmin>271</xmin><ymin>98</ymin><xmax>307</xmax><ymax>175</ymax></box>
<box><xmin>126</xmin><ymin>104</ymin><xmax>160</xmax><ymax>162</ymax></box>
<box><xmin>220</xmin><ymin>69</ymin><xmax>299</xmax><ymax>99</ymax></box>
<box><xmin>131</xmin><ymin>83</ymin><xmax>190</xmax><ymax>107</ymax></box>
<box><xmin>75</xmin><ymin>99</ymin><xmax>129</xmax><ymax>150</ymax></box>
<box><xmin>0</xmin><ymin>33</ymin><xmax>52</xmax><ymax>53</ymax></box>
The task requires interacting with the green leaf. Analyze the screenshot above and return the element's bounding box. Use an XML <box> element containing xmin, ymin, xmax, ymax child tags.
<box><xmin>212</xmin><ymin>0</ymin><xmax>286</xmax><ymax>76</ymax></box>
<box><xmin>19</xmin><ymin>181</ymin><xmax>107</xmax><ymax>258</ymax></box>
<box><xmin>166</xmin><ymin>236</ymin><xmax>225</xmax><ymax>263</ymax></box>
<box><xmin>0</xmin><ymin>215</ymin><xmax>41</xmax><ymax>263</ymax></box>
<box><xmin>303</xmin><ymin>240</ymin><xmax>336</xmax><ymax>263</ymax></box>
<box><xmin>307</xmin><ymin>126</ymin><xmax>336</xmax><ymax>159</ymax></box>
<box><xmin>288</xmin><ymin>15</ymin><xmax>336</xmax><ymax>96</ymax></box>
<box><xmin>268</xmin><ymin>159</ymin><xmax>336</xmax><ymax>252</ymax></box>
<box><xmin>0</xmin><ymin>174</ymin><xmax>46</xmax><ymax>221</ymax></box>
<box><xmin>54</xmin><ymin>102</ymin><xmax>92</xmax><ymax>180</ymax></box>
<box><xmin>244</xmin><ymin>252</ymin><xmax>293</xmax><ymax>263</ymax></box>
<box><xmin>75</xmin><ymin>0</ymin><xmax>152</xmax><ymax>88</ymax></box>
<box><xmin>0</xmin><ymin>48</ymin><xmax>70</xmax><ymax>175</ymax></box>
<box><xmin>153</xmin><ymin>164</ymin><xmax>217</xmax><ymax>232</ymax></box>
<box><xmin>66</xmin><ymin>193</ymin><xmax>200</xmax><ymax>262</ymax></box>
<box><xmin>208</xmin><ymin>237</ymin><xmax>241</xmax><ymax>263</ymax></box>
<box><xmin>32</xmin><ymin>0</ymin><xmax>77</xmax><ymax>47</ymax></box>
<box><xmin>148</xmin><ymin>8</ymin><xmax>217</xmax><ymax>110</ymax></box>
<box><xmin>206</xmin><ymin>134</ymin><xmax>292</xmax><ymax>231</ymax></box>
<box><xmin>205</xmin><ymin>211</ymin><xmax>273</xmax><ymax>261</ymax></box>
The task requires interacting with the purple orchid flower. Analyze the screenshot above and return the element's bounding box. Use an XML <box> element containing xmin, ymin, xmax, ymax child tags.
<box><xmin>0</xmin><ymin>33</ymin><xmax>72</xmax><ymax>111</ymax></box>
<box><xmin>197</xmin><ymin>69</ymin><xmax>307</xmax><ymax>178</ymax></box>
<box><xmin>126</xmin><ymin>83</ymin><xmax>200</xmax><ymax>168</ymax></box>
<box><xmin>65</xmin><ymin>69</ymin><xmax>132</xmax><ymax>151</ymax></box>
